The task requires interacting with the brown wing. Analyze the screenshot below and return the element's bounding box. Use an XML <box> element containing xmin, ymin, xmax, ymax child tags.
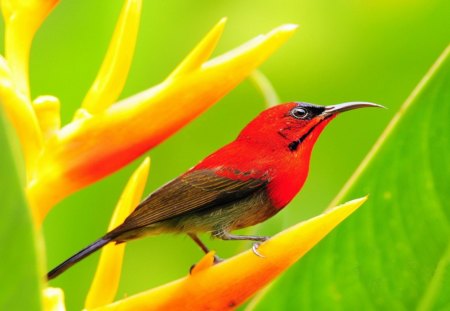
<box><xmin>115</xmin><ymin>169</ymin><xmax>268</xmax><ymax>231</ymax></box>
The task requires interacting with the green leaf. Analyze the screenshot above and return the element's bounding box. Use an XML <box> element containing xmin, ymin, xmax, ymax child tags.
<box><xmin>0</xmin><ymin>108</ymin><xmax>43</xmax><ymax>310</ymax></box>
<box><xmin>249</xmin><ymin>46</ymin><xmax>450</xmax><ymax>311</ymax></box>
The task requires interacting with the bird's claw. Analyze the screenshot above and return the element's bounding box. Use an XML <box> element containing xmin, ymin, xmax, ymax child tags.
<box><xmin>252</xmin><ymin>242</ymin><xmax>265</xmax><ymax>258</ymax></box>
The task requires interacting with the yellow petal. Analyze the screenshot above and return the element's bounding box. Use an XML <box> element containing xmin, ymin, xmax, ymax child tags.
<box><xmin>80</xmin><ymin>0</ymin><xmax>142</xmax><ymax>115</ymax></box>
<box><xmin>1</xmin><ymin>0</ymin><xmax>59</xmax><ymax>97</ymax></box>
<box><xmin>0</xmin><ymin>55</ymin><xmax>43</xmax><ymax>179</ymax></box>
<box><xmin>88</xmin><ymin>197</ymin><xmax>366</xmax><ymax>311</ymax></box>
<box><xmin>84</xmin><ymin>157</ymin><xmax>150</xmax><ymax>309</ymax></box>
<box><xmin>27</xmin><ymin>23</ymin><xmax>297</xmax><ymax>219</ymax></box>
<box><xmin>43</xmin><ymin>287</ymin><xmax>66</xmax><ymax>311</ymax></box>
<box><xmin>33</xmin><ymin>95</ymin><xmax>61</xmax><ymax>140</ymax></box>
<box><xmin>167</xmin><ymin>18</ymin><xmax>226</xmax><ymax>80</ymax></box>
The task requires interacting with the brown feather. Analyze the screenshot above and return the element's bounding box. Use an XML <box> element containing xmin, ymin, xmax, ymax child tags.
<box><xmin>109</xmin><ymin>169</ymin><xmax>268</xmax><ymax>237</ymax></box>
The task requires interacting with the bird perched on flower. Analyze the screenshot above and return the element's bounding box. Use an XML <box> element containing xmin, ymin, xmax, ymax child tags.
<box><xmin>48</xmin><ymin>101</ymin><xmax>382</xmax><ymax>280</ymax></box>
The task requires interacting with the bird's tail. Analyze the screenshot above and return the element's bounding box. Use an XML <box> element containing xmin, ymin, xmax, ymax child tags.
<box><xmin>47</xmin><ymin>236</ymin><xmax>112</xmax><ymax>280</ymax></box>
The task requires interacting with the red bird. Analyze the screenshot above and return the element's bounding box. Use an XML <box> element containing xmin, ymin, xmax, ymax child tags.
<box><xmin>47</xmin><ymin>101</ymin><xmax>382</xmax><ymax>280</ymax></box>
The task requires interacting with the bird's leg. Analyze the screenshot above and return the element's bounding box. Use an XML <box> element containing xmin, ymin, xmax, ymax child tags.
<box><xmin>212</xmin><ymin>230</ymin><xmax>269</xmax><ymax>258</ymax></box>
<box><xmin>188</xmin><ymin>233</ymin><xmax>223</xmax><ymax>263</ymax></box>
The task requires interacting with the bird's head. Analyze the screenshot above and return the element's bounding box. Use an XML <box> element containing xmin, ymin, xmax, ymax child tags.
<box><xmin>238</xmin><ymin>102</ymin><xmax>384</xmax><ymax>152</ymax></box>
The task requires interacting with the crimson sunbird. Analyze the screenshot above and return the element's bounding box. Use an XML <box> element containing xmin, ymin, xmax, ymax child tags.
<box><xmin>47</xmin><ymin>101</ymin><xmax>382</xmax><ymax>280</ymax></box>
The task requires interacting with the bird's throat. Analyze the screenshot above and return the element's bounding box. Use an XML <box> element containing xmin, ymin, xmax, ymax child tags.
<box><xmin>288</xmin><ymin>115</ymin><xmax>333</xmax><ymax>151</ymax></box>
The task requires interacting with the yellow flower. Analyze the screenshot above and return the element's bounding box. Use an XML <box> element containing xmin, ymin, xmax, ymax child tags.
<box><xmin>0</xmin><ymin>0</ymin><xmax>297</xmax><ymax>224</ymax></box>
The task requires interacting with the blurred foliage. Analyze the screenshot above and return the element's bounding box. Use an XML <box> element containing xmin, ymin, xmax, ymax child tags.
<box><xmin>0</xmin><ymin>109</ymin><xmax>41</xmax><ymax>310</ymax></box>
<box><xmin>1</xmin><ymin>0</ymin><xmax>449</xmax><ymax>309</ymax></box>
<box><xmin>252</xmin><ymin>46</ymin><xmax>450</xmax><ymax>310</ymax></box>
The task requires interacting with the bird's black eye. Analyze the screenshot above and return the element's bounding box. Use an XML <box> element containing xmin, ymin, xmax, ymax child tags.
<box><xmin>290</xmin><ymin>107</ymin><xmax>308</xmax><ymax>119</ymax></box>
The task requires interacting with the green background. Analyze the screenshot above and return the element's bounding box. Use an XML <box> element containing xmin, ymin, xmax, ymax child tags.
<box><xmin>1</xmin><ymin>0</ymin><xmax>449</xmax><ymax>309</ymax></box>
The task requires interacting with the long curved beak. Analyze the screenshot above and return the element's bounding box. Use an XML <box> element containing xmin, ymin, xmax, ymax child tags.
<box><xmin>323</xmin><ymin>102</ymin><xmax>385</xmax><ymax>116</ymax></box>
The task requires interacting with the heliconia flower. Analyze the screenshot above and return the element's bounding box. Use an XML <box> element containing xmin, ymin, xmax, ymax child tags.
<box><xmin>0</xmin><ymin>0</ymin><xmax>296</xmax><ymax>223</ymax></box>
<box><xmin>0</xmin><ymin>0</ymin><xmax>297</xmax><ymax>223</ymax></box>
<box><xmin>27</xmin><ymin>21</ymin><xmax>297</xmax><ymax>222</ymax></box>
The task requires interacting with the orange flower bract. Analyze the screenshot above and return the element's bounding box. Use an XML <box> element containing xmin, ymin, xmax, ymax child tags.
<box><xmin>27</xmin><ymin>20</ymin><xmax>297</xmax><ymax>221</ymax></box>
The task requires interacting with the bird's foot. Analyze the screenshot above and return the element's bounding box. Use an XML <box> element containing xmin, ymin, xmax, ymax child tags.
<box><xmin>252</xmin><ymin>242</ymin><xmax>264</xmax><ymax>257</ymax></box>
<box><xmin>252</xmin><ymin>236</ymin><xmax>269</xmax><ymax>258</ymax></box>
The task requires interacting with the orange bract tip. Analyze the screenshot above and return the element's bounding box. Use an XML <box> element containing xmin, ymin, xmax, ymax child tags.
<box><xmin>190</xmin><ymin>251</ymin><xmax>216</xmax><ymax>275</ymax></box>
<box><xmin>81</xmin><ymin>0</ymin><xmax>142</xmax><ymax>114</ymax></box>
<box><xmin>168</xmin><ymin>18</ymin><xmax>226</xmax><ymax>80</ymax></box>
<box><xmin>88</xmin><ymin>197</ymin><xmax>366</xmax><ymax>311</ymax></box>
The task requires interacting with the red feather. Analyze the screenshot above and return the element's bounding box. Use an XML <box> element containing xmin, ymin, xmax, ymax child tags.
<box><xmin>195</xmin><ymin>103</ymin><xmax>336</xmax><ymax>208</ymax></box>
